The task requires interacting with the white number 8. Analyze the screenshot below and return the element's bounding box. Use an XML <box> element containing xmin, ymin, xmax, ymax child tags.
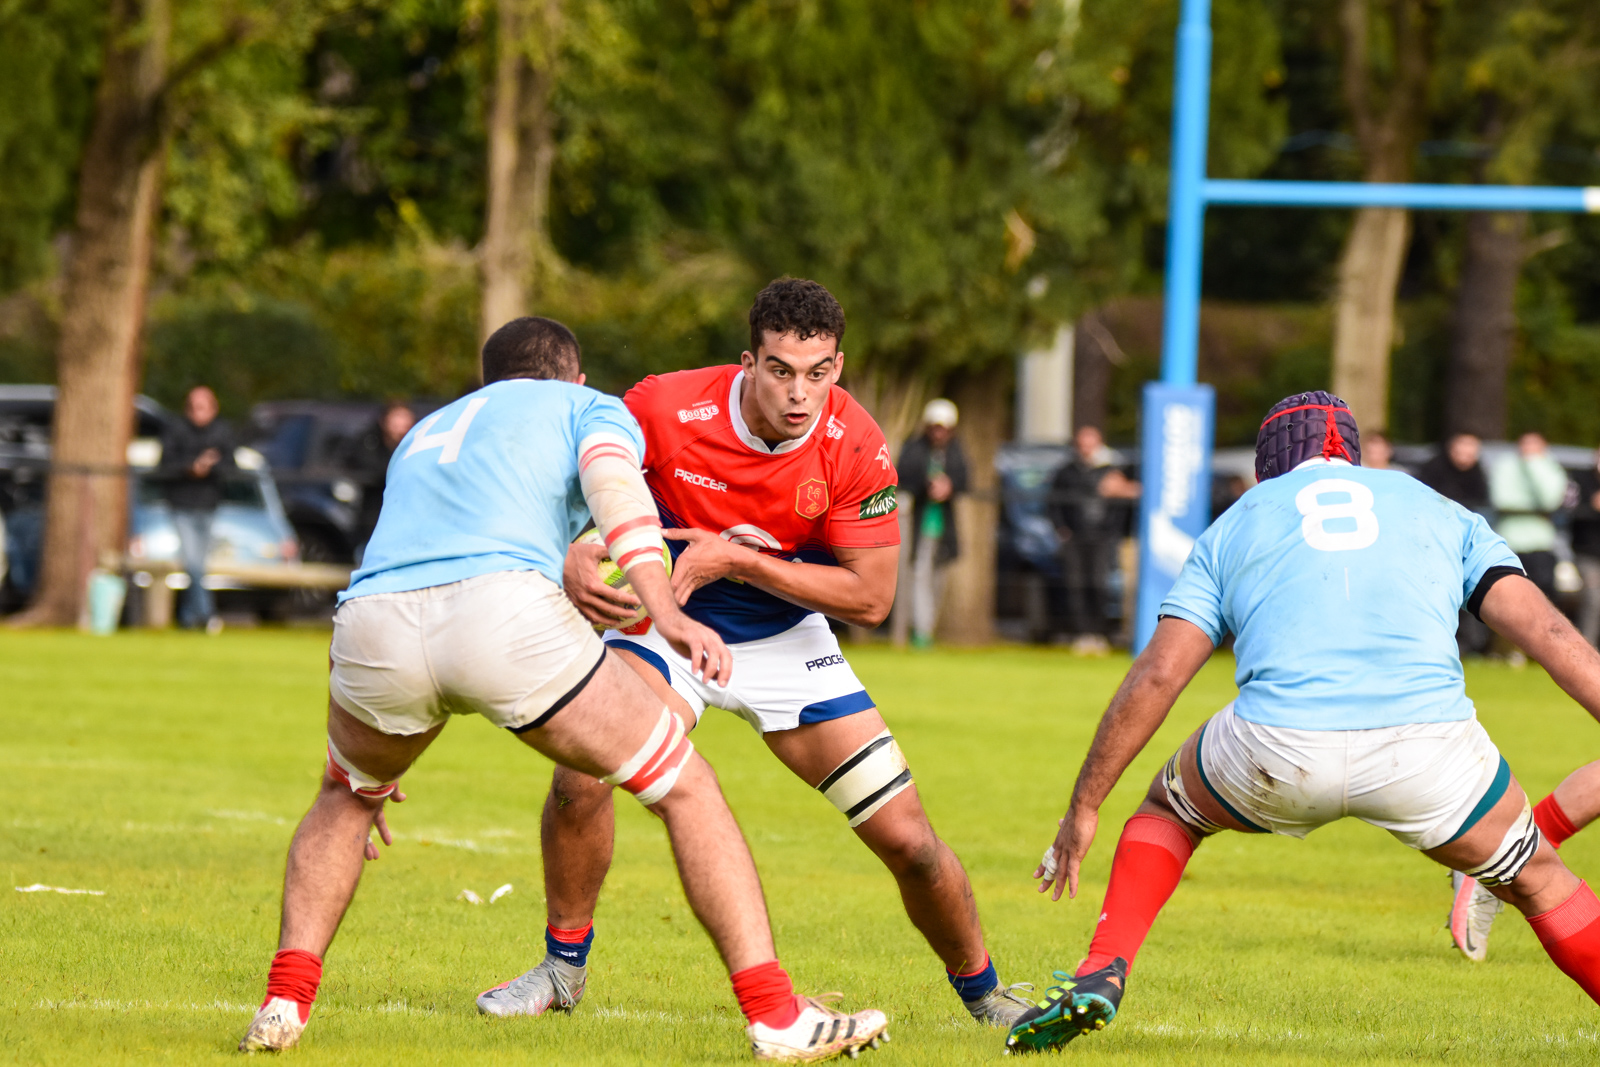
<box><xmin>1295</xmin><ymin>478</ymin><xmax>1379</xmax><ymax>552</ymax></box>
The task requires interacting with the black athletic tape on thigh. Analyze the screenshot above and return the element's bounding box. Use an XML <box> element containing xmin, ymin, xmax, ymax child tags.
<box><xmin>845</xmin><ymin>769</ymin><xmax>913</xmax><ymax>822</ymax></box>
<box><xmin>818</xmin><ymin>735</ymin><xmax>896</xmax><ymax>794</ymax></box>
<box><xmin>1467</xmin><ymin>566</ymin><xmax>1527</xmax><ymax>621</ymax></box>
<box><xmin>512</xmin><ymin>649</ymin><xmax>607</xmax><ymax>734</ymax></box>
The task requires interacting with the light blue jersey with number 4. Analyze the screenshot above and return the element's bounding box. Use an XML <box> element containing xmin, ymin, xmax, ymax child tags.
<box><xmin>1160</xmin><ymin>458</ymin><xmax>1522</xmax><ymax>731</ymax></box>
<box><xmin>341</xmin><ymin>378</ymin><xmax>646</xmax><ymax>603</ymax></box>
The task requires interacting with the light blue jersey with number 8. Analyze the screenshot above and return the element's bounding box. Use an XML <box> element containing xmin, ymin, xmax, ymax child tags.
<box><xmin>1160</xmin><ymin>458</ymin><xmax>1523</xmax><ymax>731</ymax></box>
<box><xmin>341</xmin><ymin>378</ymin><xmax>645</xmax><ymax>604</ymax></box>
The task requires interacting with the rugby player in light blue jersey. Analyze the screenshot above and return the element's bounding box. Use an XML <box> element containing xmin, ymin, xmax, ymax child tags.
<box><xmin>1006</xmin><ymin>391</ymin><xmax>1600</xmax><ymax>1054</ymax></box>
<box><xmin>238</xmin><ymin>317</ymin><xmax>887</xmax><ymax>1063</ymax></box>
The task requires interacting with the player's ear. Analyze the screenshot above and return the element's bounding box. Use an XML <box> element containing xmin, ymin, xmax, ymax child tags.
<box><xmin>576</xmin><ymin>372</ymin><xmax>586</xmax><ymax>386</ymax></box>
<box><xmin>829</xmin><ymin>351</ymin><xmax>844</xmax><ymax>382</ymax></box>
<box><xmin>740</xmin><ymin>350</ymin><xmax>757</xmax><ymax>372</ymax></box>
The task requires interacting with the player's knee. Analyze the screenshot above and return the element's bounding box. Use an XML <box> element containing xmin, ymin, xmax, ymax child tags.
<box><xmin>871</xmin><ymin>824</ymin><xmax>942</xmax><ymax>880</ymax></box>
<box><xmin>599</xmin><ymin>706</ymin><xmax>695</xmax><ymax>807</ymax></box>
<box><xmin>324</xmin><ymin>737</ymin><xmax>402</xmax><ymax>804</ymax></box>
<box><xmin>1461</xmin><ymin>799</ymin><xmax>1542</xmax><ymax>888</ymax></box>
<box><xmin>818</xmin><ymin>730</ymin><xmax>914</xmax><ymax>828</ymax></box>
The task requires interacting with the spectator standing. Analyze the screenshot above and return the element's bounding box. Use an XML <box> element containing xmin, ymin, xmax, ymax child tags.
<box><xmin>158</xmin><ymin>386</ymin><xmax>235</xmax><ymax>631</ymax></box>
<box><xmin>896</xmin><ymin>398</ymin><xmax>968</xmax><ymax>648</ymax></box>
<box><xmin>1570</xmin><ymin>447</ymin><xmax>1600</xmax><ymax>647</ymax></box>
<box><xmin>1048</xmin><ymin>425</ymin><xmax>1140</xmax><ymax>652</ymax></box>
<box><xmin>1363</xmin><ymin>431</ymin><xmax>1394</xmax><ymax>470</ymax></box>
<box><xmin>1489</xmin><ymin>432</ymin><xmax>1569</xmax><ymax>598</ymax></box>
<box><xmin>350</xmin><ymin>402</ymin><xmax>417</xmax><ymax>559</ymax></box>
<box><xmin>1420</xmin><ymin>433</ymin><xmax>1495</xmax><ymax>655</ymax></box>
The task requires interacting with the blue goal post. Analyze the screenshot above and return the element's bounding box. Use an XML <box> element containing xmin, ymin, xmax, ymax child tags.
<box><xmin>1132</xmin><ymin>0</ymin><xmax>1600</xmax><ymax>653</ymax></box>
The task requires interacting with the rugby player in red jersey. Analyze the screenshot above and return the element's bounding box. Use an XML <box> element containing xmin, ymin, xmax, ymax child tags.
<box><xmin>476</xmin><ymin>279</ymin><xmax>1031</xmax><ymax>1031</ymax></box>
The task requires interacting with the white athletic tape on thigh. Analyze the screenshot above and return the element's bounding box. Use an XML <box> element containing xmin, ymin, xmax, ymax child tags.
<box><xmin>1463</xmin><ymin>799</ymin><xmax>1541</xmax><ymax>887</ymax></box>
<box><xmin>1162</xmin><ymin>750</ymin><xmax>1227</xmax><ymax>836</ymax></box>
<box><xmin>325</xmin><ymin>738</ymin><xmax>400</xmax><ymax>799</ymax></box>
<box><xmin>817</xmin><ymin>731</ymin><xmax>913</xmax><ymax>828</ymax></box>
<box><xmin>601</xmin><ymin>706</ymin><xmax>693</xmax><ymax>805</ymax></box>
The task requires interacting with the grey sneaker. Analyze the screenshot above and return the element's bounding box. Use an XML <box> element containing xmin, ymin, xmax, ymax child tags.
<box><xmin>1449</xmin><ymin>870</ymin><xmax>1504</xmax><ymax>962</ymax></box>
<box><xmin>238</xmin><ymin>996</ymin><xmax>307</xmax><ymax>1051</ymax></box>
<box><xmin>476</xmin><ymin>954</ymin><xmax>587</xmax><ymax>1017</ymax></box>
<box><xmin>964</xmin><ymin>981</ymin><xmax>1035</xmax><ymax>1028</ymax></box>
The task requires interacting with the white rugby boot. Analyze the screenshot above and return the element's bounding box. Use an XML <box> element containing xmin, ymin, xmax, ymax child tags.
<box><xmin>963</xmin><ymin>981</ymin><xmax>1034</xmax><ymax>1028</ymax></box>
<box><xmin>476</xmin><ymin>954</ymin><xmax>587</xmax><ymax>1017</ymax></box>
<box><xmin>238</xmin><ymin>997</ymin><xmax>308</xmax><ymax>1051</ymax></box>
<box><xmin>1449</xmin><ymin>870</ymin><xmax>1504</xmax><ymax>962</ymax></box>
<box><xmin>748</xmin><ymin>995</ymin><xmax>888</xmax><ymax>1062</ymax></box>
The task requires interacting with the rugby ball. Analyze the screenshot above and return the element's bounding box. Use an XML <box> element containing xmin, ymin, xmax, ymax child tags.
<box><xmin>574</xmin><ymin>528</ymin><xmax>672</xmax><ymax>632</ymax></box>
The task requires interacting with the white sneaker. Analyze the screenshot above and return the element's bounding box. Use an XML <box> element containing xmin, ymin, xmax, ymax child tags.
<box><xmin>964</xmin><ymin>981</ymin><xmax>1034</xmax><ymax>1028</ymax></box>
<box><xmin>1450</xmin><ymin>870</ymin><xmax>1504</xmax><ymax>962</ymax></box>
<box><xmin>476</xmin><ymin>955</ymin><xmax>586</xmax><ymax>1017</ymax></box>
<box><xmin>238</xmin><ymin>996</ymin><xmax>308</xmax><ymax>1051</ymax></box>
<box><xmin>748</xmin><ymin>996</ymin><xmax>888</xmax><ymax>1062</ymax></box>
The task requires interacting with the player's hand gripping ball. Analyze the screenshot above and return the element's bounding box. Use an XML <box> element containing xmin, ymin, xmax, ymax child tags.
<box><xmin>575</xmin><ymin>528</ymin><xmax>672</xmax><ymax>631</ymax></box>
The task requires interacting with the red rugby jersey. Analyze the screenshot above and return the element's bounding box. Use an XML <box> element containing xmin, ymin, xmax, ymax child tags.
<box><xmin>624</xmin><ymin>364</ymin><xmax>900</xmax><ymax>642</ymax></box>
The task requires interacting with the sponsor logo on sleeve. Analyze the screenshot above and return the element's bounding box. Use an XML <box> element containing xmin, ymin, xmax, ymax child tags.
<box><xmin>858</xmin><ymin>485</ymin><xmax>898</xmax><ymax>520</ymax></box>
<box><xmin>677</xmin><ymin>401</ymin><xmax>720</xmax><ymax>423</ymax></box>
<box><xmin>805</xmin><ymin>653</ymin><xmax>847</xmax><ymax>671</ymax></box>
<box><xmin>875</xmin><ymin>443</ymin><xmax>893</xmax><ymax>471</ymax></box>
<box><xmin>795</xmin><ymin>478</ymin><xmax>829</xmax><ymax>519</ymax></box>
<box><xmin>674</xmin><ymin>468</ymin><xmax>728</xmax><ymax>492</ymax></box>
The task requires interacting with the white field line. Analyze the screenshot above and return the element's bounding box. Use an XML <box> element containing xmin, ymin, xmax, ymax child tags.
<box><xmin>15</xmin><ymin>884</ymin><xmax>104</xmax><ymax>896</ymax></box>
<box><xmin>31</xmin><ymin>998</ymin><xmax>443</xmax><ymax>1017</ymax></box>
<box><xmin>208</xmin><ymin>809</ymin><xmax>289</xmax><ymax>825</ymax></box>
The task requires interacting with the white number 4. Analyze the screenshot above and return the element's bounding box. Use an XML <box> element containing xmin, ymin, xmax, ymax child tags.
<box><xmin>1295</xmin><ymin>478</ymin><xmax>1379</xmax><ymax>552</ymax></box>
<box><xmin>404</xmin><ymin>398</ymin><xmax>487</xmax><ymax>465</ymax></box>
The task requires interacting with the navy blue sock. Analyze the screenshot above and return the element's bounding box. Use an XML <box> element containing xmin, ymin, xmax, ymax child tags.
<box><xmin>947</xmin><ymin>955</ymin><xmax>999</xmax><ymax>1002</ymax></box>
<box><xmin>546</xmin><ymin>922</ymin><xmax>594</xmax><ymax>968</ymax></box>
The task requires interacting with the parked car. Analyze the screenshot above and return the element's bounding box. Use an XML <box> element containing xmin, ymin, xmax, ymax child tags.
<box><xmin>0</xmin><ymin>385</ymin><xmax>307</xmax><ymax>620</ymax></box>
<box><xmin>249</xmin><ymin>399</ymin><xmax>441</xmax><ymax>564</ymax></box>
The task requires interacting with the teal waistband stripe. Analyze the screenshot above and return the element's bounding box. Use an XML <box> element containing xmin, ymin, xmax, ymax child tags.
<box><xmin>1444</xmin><ymin>755</ymin><xmax>1512</xmax><ymax>846</ymax></box>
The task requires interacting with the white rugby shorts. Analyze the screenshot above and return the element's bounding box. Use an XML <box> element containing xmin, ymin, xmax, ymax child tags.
<box><xmin>1189</xmin><ymin>702</ymin><xmax>1509</xmax><ymax>851</ymax></box>
<box><xmin>330</xmin><ymin>570</ymin><xmax>605</xmax><ymax>735</ymax></box>
<box><xmin>603</xmin><ymin>613</ymin><xmax>874</xmax><ymax>734</ymax></box>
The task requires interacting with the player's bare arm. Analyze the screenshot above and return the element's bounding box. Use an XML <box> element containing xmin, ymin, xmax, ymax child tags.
<box><xmin>664</xmin><ymin>530</ymin><xmax>897</xmax><ymax>627</ymax></box>
<box><xmin>1040</xmin><ymin>617</ymin><xmax>1214</xmax><ymax>901</ymax></box>
<box><xmin>1480</xmin><ymin>573</ymin><xmax>1600</xmax><ymax>716</ymax></box>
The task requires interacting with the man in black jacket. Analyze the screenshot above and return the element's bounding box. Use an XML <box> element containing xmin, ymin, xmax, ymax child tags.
<box><xmin>158</xmin><ymin>386</ymin><xmax>235</xmax><ymax>630</ymax></box>
<box><xmin>897</xmin><ymin>399</ymin><xmax>969</xmax><ymax>647</ymax></box>
<box><xmin>1048</xmin><ymin>425</ymin><xmax>1139</xmax><ymax>649</ymax></box>
<box><xmin>1419</xmin><ymin>433</ymin><xmax>1494</xmax><ymax>655</ymax></box>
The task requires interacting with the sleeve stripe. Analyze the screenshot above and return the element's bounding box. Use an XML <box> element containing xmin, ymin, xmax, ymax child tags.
<box><xmin>615</xmin><ymin>545</ymin><xmax>662</xmax><ymax>571</ymax></box>
<box><xmin>579</xmin><ymin>446</ymin><xmax>638</xmax><ymax>473</ymax></box>
<box><xmin>604</xmin><ymin>515</ymin><xmax>660</xmax><ymax>544</ymax></box>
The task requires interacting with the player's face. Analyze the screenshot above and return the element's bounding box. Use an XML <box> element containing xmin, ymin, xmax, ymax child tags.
<box><xmin>739</xmin><ymin>331</ymin><xmax>843</xmax><ymax>441</ymax></box>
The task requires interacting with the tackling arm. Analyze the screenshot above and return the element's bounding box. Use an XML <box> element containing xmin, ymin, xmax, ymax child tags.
<box><xmin>663</xmin><ymin>529</ymin><xmax>897</xmax><ymax>628</ymax></box>
<box><xmin>1042</xmin><ymin>617</ymin><xmax>1214</xmax><ymax>900</ymax></box>
<box><xmin>1480</xmin><ymin>574</ymin><xmax>1600</xmax><ymax>719</ymax></box>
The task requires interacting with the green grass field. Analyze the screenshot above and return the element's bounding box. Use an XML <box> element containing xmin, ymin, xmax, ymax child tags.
<box><xmin>5</xmin><ymin>631</ymin><xmax>1600</xmax><ymax>1064</ymax></box>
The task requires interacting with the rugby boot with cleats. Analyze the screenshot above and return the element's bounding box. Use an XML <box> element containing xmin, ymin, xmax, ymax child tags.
<box><xmin>1003</xmin><ymin>957</ymin><xmax>1127</xmax><ymax>1054</ymax></box>
<box><xmin>238</xmin><ymin>996</ymin><xmax>308</xmax><ymax>1052</ymax></box>
<box><xmin>963</xmin><ymin>981</ymin><xmax>1035</xmax><ymax>1029</ymax></box>
<box><xmin>1449</xmin><ymin>870</ymin><xmax>1504</xmax><ymax>963</ymax></box>
<box><xmin>748</xmin><ymin>994</ymin><xmax>889</xmax><ymax>1063</ymax></box>
<box><xmin>476</xmin><ymin>954</ymin><xmax>586</xmax><ymax>1017</ymax></box>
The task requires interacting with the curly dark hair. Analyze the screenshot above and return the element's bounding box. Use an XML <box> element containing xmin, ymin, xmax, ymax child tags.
<box><xmin>748</xmin><ymin>278</ymin><xmax>846</xmax><ymax>353</ymax></box>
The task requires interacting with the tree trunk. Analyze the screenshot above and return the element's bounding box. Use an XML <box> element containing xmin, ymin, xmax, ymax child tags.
<box><xmin>937</xmin><ymin>367</ymin><xmax>1008</xmax><ymax>645</ymax></box>
<box><xmin>480</xmin><ymin>0</ymin><xmax>561</xmax><ymax>347</ymax></box>
<box><xmin>19</xmin><ymin>0</ymin><xmax>169</xmax><ymax>627</ymax></box>
<box><xmin>1329</xmin><ymin>0</ymin><xmax>1436</xmax><ymax>431</ymax></box>
<box><xmin>1331</xmin><ymin>206</ymin><xmax>1410</xmax><ymax>428</ymax></box>
<box><xmin>1443</xmin><ymin>210</ymin><xmax>1528</xmax><ymax>440</ymax></box>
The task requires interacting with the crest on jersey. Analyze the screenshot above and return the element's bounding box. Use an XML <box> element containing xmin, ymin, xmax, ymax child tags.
<box><xmin>795</xmin><ymin>478</ymin><xmax>829</xmax><ymax>519</ymax></box>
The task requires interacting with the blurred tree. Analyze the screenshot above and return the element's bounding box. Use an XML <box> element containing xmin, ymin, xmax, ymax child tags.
<box><xmin>1436</xmin><ymin>0</ymin><xmax>1600</xmax><ymax>439</ymax></box>
<box><xmin>1328</xmin><ymin>0</ymin><xmax>1437</xmax><ymax>432</ymax></box>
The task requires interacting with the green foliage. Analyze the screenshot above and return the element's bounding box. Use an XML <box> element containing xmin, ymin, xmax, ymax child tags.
<box><xmin>0</xmin><ymin>0</ymin><xmax>105</xmax><ymax>290</ymax></box>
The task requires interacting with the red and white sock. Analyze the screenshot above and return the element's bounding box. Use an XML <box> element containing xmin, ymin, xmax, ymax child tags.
<box><xmin>1529</xmin><ymin>881</ymin><xmax>1600</xmax><ymax>1005</ymax></box>
<box><xmin>730</xmin><ymin>959</ymin><xmax>802</xmax><ymax>1030</ymax></box>
<box><xmin>1077</xmin><ymin>814</ymin><xmax>1196</xmax><ymax>977</ymax></box>
<box><xmin>1535</xmin><ymin>794</ymin><xmax>1580</xmax><ymax>849</ymax></box>
<box><xmin>263</xmin><ymin>949</ymin><xmax>323</xmax><ymax>1024</ymax></box>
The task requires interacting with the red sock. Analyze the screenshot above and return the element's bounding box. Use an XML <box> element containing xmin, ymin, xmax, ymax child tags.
<box><xmin>729</xmin><ymin>959</ymin><xmax>801</xmax><ymax>1029</ymax></box>
<box><xmin>1529</xmin><ymin>881</ymin><xmax>1600</xmax><ymax>1005</ymax></box>
<box><xmin>1535</xmin><ymin>794</ymin><xmax>1579</xmax><ymax>849</ymax></box>
<box><xmin>264</xmin><ymin>949</ymin><xmax>323</xmax><ymax>1024</ymax></box>
<box><xmin>1077</xmin><ymin>814</ymin><xmax>1196</xmax><ymax>977</ymax></box>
